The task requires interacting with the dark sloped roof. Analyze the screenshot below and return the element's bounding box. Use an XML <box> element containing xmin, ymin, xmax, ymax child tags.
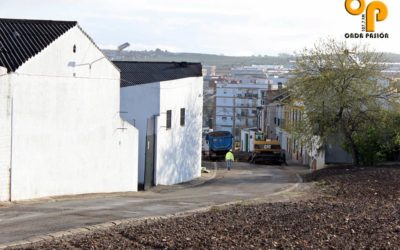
<box><xmin>113</xmin><ymin>61</ymin><xmax>202</xmax><ymax>87</ymax></box>
<box><xmin>0</xmin><ymin>18</ymin><xmax>77</xmax><ymax>72</ymax></box>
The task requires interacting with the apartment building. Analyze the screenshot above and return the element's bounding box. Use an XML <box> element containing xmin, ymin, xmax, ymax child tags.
<box><xmin>214</xmin><ymin>65</ymin><xmax>291</xmax><ymax>140</ymax></box>
<box><xmin>215</xmin><ymin>81</ymin><xmax>267</xmax><ymax>140</ymax></box>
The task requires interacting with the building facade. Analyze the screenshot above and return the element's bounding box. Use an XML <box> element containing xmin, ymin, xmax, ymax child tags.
<box><xmin>264</xmin><ymin>95</ymin><xmax>352</xmax><ymax>169</ymax></box>
<box><xmin>213</xmin><ymin>65</ymin><xmax>290</xmax><ymax>141</ymax></box>
<box><xmin>114</xmin><ymin>61</ymin><xmax>203</xmax><ymax>189</ymax></box>
<box><xmin>0</xmin><ymin>19</ymin><xmax>138</xmax><ymax>201</ymax></box>
<box><xmin>215</xmin><ymin>81</ymin><xmax>267</xmax><ymax>140</ymax></box>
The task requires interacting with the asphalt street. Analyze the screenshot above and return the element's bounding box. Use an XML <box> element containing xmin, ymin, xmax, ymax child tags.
<box><xmin>0</xmin><ymin>162</ymin><xmax>305</xmax><ymax>245</ymax></box>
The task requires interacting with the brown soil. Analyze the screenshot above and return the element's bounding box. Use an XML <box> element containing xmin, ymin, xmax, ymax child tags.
<box><xmin>11</xmin><ymin>166</ymin><xmax>400</xmax><ymax>249</ymax></box>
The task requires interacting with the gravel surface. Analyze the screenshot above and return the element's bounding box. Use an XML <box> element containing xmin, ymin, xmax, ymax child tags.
<box><xmin>10</xmin><ymin>166</ymin><xmax>400</xmax><ymax>249</ymax></box>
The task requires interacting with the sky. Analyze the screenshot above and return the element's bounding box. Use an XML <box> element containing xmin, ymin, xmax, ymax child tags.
<box><xmin>1</xmin><ymin>0</ymin><xmax>399</xmax><ymax>56</ymax></box>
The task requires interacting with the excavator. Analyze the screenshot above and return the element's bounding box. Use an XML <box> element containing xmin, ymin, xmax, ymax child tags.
<box><xmin>249</xmin><ymin>138</ymin><xmax>286</xmax><ymax>165</ymax></box>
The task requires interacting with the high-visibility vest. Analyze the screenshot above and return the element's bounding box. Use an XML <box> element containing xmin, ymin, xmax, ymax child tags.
<box><xmin>225</xmin><ymin>151</ymin><xmax>234</xmax><ymax>161</ymax></box>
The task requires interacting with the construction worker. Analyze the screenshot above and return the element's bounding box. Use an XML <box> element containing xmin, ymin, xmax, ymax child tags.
<box><xmin>225</xmin><ymin>149</ymin><xmax>234</xmax><ymax>171</ymax></box>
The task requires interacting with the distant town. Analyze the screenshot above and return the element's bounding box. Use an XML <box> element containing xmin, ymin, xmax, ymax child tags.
<box><xmin>105</xmin><ymin>48</ymin><xmax>400</xmax><ymax>168</ymax></box>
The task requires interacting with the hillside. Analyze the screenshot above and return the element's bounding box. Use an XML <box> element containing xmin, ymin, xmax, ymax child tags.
<box><xmin>103</xmin><ymin>49</ymin><xmax>295</xmax><ymax>74</ymax></box>
<box><xmin>103</xmin><ymin>49</ymin><xmax>400</xmax><ymax>75</ymax></box>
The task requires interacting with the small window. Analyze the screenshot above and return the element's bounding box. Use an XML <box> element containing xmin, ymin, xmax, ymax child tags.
<box><xmin>166</xmin><ymin>110</ymin><xmax>172</xmax><ymax>129</ymax></box>
<box><xmin>180</xmin><ymin>108</ymin><xmax>185</xmax><ymax>126</ymax></box>
<box><xmin>73</xmin><ymin>45</ymin><xmax>76</xmax><ymax>53</ymax></box>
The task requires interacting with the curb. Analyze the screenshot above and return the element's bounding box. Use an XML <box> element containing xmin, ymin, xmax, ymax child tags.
<box><xmin>0</xmin><ymin>166</ymin><xmax>301</xmax><ymax>249</ymax></box>
<box><xmin>190</xmin><ymin>161</ymin><xmax>219</xmax><ymax>187</ymax></box>
<box><xmin>149</xmin><ymin>162</ymin><xmax>219</xmax><ymax>194</ymax></box>
<box><xmin>1</xmin><ymin>163</ymin><xmax>220</xmax><ymax>208</ymax></box>
<box><xmin>272</xmin><ymin>173</ymin><xmax>303</xmax><ymax>195</ymax></box>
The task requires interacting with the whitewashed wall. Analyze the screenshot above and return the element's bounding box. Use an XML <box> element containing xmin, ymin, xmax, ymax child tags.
<box><xmin>276</xmin><ymin>127</ymin><xmax>287</xmax><ymax>151</ymax></box>
<box><xmin>1</xmin><ymin>26</ymin><xmax>138</xmax><ymax>201</ymax></box>
<box><xmin>156</xmin><ymin>77</ymin><xmax>203</xmax><ymax>185</ymax></box>
<box><xmin>121</xmin><ymin>77</ymin><xmax>203</xmax><ymax>186</ymax></box>
<box><xmin>309</xmin><ymin>137</ymin><xmax>326</xmax><ymax>170</ymax></box>
<box><xmin>240</xmin><ymin>130</ymin><xmax>257</xmax><ymax>152</ymax></box>
<box><xmin>240</xmin><ymin>130</ymin><xmax>249</xmax><ymax>152</ymax></box>
<box><xmin>0</xmin><ymin>68</ymin><xmax>12</xmax><ymax>201</ymax></box>
<box><xmin>120</xmin><ymin>82</ymin><xmax>160</xmax><ymax>185</ymax></box>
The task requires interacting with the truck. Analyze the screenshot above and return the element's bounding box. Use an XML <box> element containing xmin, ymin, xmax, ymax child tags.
<box><xmin>205</xmin><ymin>131</ymin><xmax>233</xmax><ymax>160</ymax></box>
<box><xmin>249</xmin><ymin>139</ymin><xmax>286</xmax><ymax>165</ymax></box>
<box><xmin>202</xmin><ymin>128</ymin><xmax>213</xmax><ymax>157</ymax></box>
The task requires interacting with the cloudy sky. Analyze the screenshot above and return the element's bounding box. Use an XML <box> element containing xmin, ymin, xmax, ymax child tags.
<box><xmin>1</xmin><ymin>0</ymin><xmax>399</xmax><ymax>56</ymax></box>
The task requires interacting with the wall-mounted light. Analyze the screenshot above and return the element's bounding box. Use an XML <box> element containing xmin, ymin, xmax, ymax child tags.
<box><xmin>67</xmin><ymin>61</ymin><xmax>76</xmax><ymax>67</ymax></box>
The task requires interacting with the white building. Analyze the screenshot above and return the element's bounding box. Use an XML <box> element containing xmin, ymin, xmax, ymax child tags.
<box><xmin>202</xmin><ymin>65</ymin><xmax>216</xmax><ymax>77</ymax></box>
<box><xmin>231</xmin><ymin>65</ymin><xmax>291</xmax><ymax>81</ymax></box>
<box><xmin>0</xmin><ymin>18</ymin><xmax>138</xmax><ymax>201</ymax></box>
<box><xmin>214</xmin><ymin>65</ymin><xmax>290</xmax><ymax>140</ymax></box>
<box><xmin>231</xmin><ymin>66</ymin><xmax>268</xmax><ymax>79</ymax></box>
<box><xmin>215</xmin><ymin>81</ymin><xmax>268</xmax><ymax>139</ymax></box>
<box><xmin>240</xmin><ymin>128</ymin><xmax>263</xmax><ymax>152</ymax></box>
<box><xmin>114</xmin><ymin>61</ymin><xmax>203</xmax><ymax>189</ymax></box>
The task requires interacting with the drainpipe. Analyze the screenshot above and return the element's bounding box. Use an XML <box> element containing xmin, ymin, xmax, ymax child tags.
<box><xmin>149</xmin><ymin>113</ymin><xmax>161</xmax><ymax>187</ymax></box>
<box><xmin>9</xmin><ymin>97</ymin><xmax>13</xmax><ymax>202</ymax></box>
<box><xmin>0</xmin><ymin>67</ymin><xmax>12</xmax><ymax>201</ymax></box>
<box><xmin>152</xmin><ymin>114</ymin><xmax>158</xmax><ymax>186</ymax></box>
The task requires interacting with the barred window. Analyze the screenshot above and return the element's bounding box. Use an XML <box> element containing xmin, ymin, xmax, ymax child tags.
<box><xmin>180</xmin><ymin>108</ymin><xmax>185</xmax><ymax>126</ymax></box>
<box><xmin>166</xmin><ymin>110</ymin><xmax>172</xmax><ymax>129</ymax></box>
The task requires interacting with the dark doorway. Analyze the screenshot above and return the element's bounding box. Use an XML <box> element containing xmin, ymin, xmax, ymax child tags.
<box><xmin>144</xmin><ymin>116</ymin><xmax>156</xmax><ymax>190</ymax></box>
<box><xmin>245</xmin><ymin>133</ymin><xmax>249</xmax><ymax>152</ymax></box>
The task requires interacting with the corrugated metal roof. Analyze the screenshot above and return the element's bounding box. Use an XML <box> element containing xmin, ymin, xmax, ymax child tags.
<box><xmin>113</xmin><ymin>61</ymin><xmax>202</xmax><ymax>87</ymax></box>
<box><xmin>0</xmin><ymin>18</ymin><xmax>77</xmax><ymax>72</ymax></box>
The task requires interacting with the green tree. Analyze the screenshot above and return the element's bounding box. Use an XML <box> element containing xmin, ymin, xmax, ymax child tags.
<box><xmin>288</xmin><ymin>39</ymin><xmax>398</xmax><ymax>165</ymax></box>
<box><xmin>351</xmin><ymin>126</ymin><xmax>385</xmax><ymax>166</ymax></box>
<box><xmin>350</xmin><ymin>109</ymin><xmax>400</xmax><ymax>165</ymax></box>
<box><xmin>380</xmin><ymin>109</ymin><xmax>400</xmax><ymax>160</ymax></box>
